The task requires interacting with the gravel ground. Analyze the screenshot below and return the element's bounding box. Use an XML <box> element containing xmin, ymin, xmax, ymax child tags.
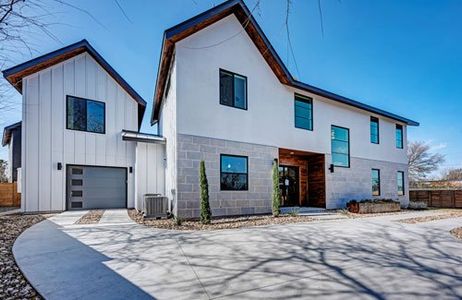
<box><xmin>0</xmin><ymin>214</ymin><xmax>47</xmax><ymax>299</ymax></box>
<box><xmin>397</xmin><ymin>210</ymin><xmax>462</xmax><ymax>224</ymax></box>
<box><xmin>75</xmin><ymin>210</ymin><xmax>105</xmax><ymax>225</ymax></box>
<box><xmin>128</xmin><ymin>209</ymin><xmax>316</xmax><ymax>230</ymax></box>
<box><xmin>450</xmin><ymin>227</ymin><xmax>462</xmax><ymax>240</ymax></box>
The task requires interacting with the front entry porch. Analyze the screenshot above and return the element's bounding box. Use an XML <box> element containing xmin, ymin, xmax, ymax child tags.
<box><xmin>279</xmin><ymin>148</ymin><xmax>326</xmax><ymax>208</ymax></box>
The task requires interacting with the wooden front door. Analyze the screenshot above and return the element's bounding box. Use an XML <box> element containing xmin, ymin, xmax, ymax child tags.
<box><xmin>279</xmin><ymin>165</ymin><xmax>299</xmax><ymax>206</ymax></box>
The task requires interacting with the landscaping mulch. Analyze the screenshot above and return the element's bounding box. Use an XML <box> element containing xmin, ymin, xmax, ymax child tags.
<box><xmin>343</xmin><ymin>210</ymin><xmax>412</xmax><ymax>219</ymax></box>
<box><xmin>128</xmin><ymin>209</ymin><xmax>315</xmax><ymax>230</ymax></box>
<box><xmin>450</xmin><ymin>227</ymin><xmax>462</xmax><ymax>240</ymax></box>
<box><xmin>397</xmin><ymin>210</ymin><xmax>462</xmax><ymax>224</ymax></box>
<box><xmin>0</xmin><ymin>214</ymin><xmax>46</xmax><ymax>299</ymax></box>
<box><xmin>74</xmin><ymin>210</ymin><xmax>105</xmax><ymax>225</ymax></box>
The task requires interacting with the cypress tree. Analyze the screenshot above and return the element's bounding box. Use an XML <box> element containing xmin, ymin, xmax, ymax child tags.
<box><xmin>272</xmin><ymin>160</ymin><xmax>281</xmax><ymax>217</ymax></box>
<box><xmin>199</xmin><ymin>160</ymin><xmax>212</xmax><ymax>224</ymax></box>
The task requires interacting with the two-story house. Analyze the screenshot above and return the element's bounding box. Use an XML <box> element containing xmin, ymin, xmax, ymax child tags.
<box><xmin>2</xmin><ymin>0</ymin><xmax>418</xmax><ymax>217</ymax></box>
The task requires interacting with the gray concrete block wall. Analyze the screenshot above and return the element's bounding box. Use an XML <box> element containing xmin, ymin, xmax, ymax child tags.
<box><xmin>325</xmin><ymin>154</ymin><xmax>409</xmax><ymax>209</ymax></box>
<box><xmin>176</xmin><ymin>134</ymin><xmax>278</xmax><ymax>218</ymax></box>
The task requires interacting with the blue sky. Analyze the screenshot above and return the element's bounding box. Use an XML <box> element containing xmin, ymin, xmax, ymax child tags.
<box><xmin>1</xmin><ymin>0</ymin><xmax>461</xmax><ymax>176</ymax></box>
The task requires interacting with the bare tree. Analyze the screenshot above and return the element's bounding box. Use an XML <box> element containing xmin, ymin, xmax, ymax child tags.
<box><xmin>0</xmin><ymin>0</ymin><xmax>63</xmax><ymax>116</ymax></box>
<box><xmin>0</xmin><ymin>159</ymin><xmax>8</xmax><ymax>182</ymax></box>
<box><xmin>440</xmin><ymin>168</ymin><xmax>462</xmax><ymax>181</ymax></box>
<box><xmin>408</xmin><ymin>141</ymin><xmax>445</xmax><ymax>182</ymax></box>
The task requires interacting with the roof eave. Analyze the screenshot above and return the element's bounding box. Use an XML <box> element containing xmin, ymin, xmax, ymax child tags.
<box><xmin>150</xmin><ymin>0</ymin><xmax>419</xmax><ymax>127</ymax></box>
<box><xmin>2</xmin><ymin>40</ymin><xmax>147</xmax><ymax>129</ymax></box>
<box><xmin>291</xmin><ymin>80</ymin><xmax>419</xmax><ymax>126</ymax></box>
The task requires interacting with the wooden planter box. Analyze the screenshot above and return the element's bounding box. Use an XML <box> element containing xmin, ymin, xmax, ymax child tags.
<box><xmin>347</xmin><ymin>201</ymin><xmax>401</xmax><ymax>214</ymax></box>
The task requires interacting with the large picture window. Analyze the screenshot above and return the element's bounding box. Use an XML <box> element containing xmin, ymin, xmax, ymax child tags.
<box><xmin>67</xmin><ymin>96</ymin><xmax>105</xmax><ymax>134</ymax></box>
<box><xmin>397</xmin><ymin>171</ymin><xmax>405</xmax><ymax>196</ymax></box>
<box><xmin>294</xmin><ymin>94</ymin><xmax>313</xmax><ymax>131</ymax></box>
<box><xmin>396</xmin><ymin>124</ymin><xmax>403</xmax><ymax>149</ymax></box>
<box><xmin>220</xmin><ymin>154</ymin><xmax>248</xmax><ymax>191</ymax></box>
<box><xmin>370</xmin><ymin>116</ymin><xmax>379</xmax><ymax>144</ymax></box>
<box><xmin>219</xmin><ymin>69</ymin><xmax>247</xmax><ymax>110</ymax></box>
<box><xmin>372</xmin><ymin>169</ymin><xmax>381</xmax><ymax>196</ymax></box>
<box><xmin>331</xmin><ymin>125</ymin><xmax>350</xmax><ymax>167</ymax></box>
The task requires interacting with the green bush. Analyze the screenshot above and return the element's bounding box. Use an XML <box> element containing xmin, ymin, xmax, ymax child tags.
<box><xmin>272</xmin><ymin>161</ymin><xmax>281</xmax><ymax>217</ymax></box>
<box><xmin>173</xmin><ymin>215</ymin><xmax>183</xmax><ymax>226</ymax></box>
<box><xmin>199</xmin><ymin>160</ymin><xmax>212</xmax><ymax>224</ymax></box>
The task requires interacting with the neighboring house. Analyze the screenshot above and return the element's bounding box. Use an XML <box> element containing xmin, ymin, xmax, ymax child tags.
<box><xmin>2</xmin><ymin>0</ymin><xmax>418</xmax><ymax>216</ymax></box>
<box><xmin>2</xmin><ymin>121</ymin><xmax>22</xmax><ymax>182</ymax></box>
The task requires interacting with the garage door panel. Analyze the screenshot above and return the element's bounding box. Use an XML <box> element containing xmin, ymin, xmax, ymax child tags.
<box><xmin>67</xmin><ymin>166</ymin><xmax>127</xmax><ymax>210</ymax></box>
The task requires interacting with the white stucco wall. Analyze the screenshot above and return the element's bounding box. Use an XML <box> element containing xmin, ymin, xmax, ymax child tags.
<box><xmin>175</xmin><ymin>15</ymin><xmax>408</xmax><ymax>165</ymax></box>
<box><xmin>21</xmin><ymin>52</ymin><xmax>139</xmax><ymax>212</ymax></box>
<box><xmin>158</xmin><ymin>56</ymin><xmax>178</xmax><ymax>215</ymax></box>
<box><xmin>135</xmin><ymin>142</ymin><xmax>165</xmax><ymax>210</ymax></box>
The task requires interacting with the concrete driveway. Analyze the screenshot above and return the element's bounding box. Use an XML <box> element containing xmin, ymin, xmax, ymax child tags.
<box><xmin>13</xmin><ymin>210</ymin><xmax>462</xmax><ymax>300</ymax></box>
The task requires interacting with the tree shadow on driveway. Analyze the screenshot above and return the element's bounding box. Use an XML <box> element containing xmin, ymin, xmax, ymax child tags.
<box><xmin>13</xmin><ymin>215</ymin><xmax>462</xmax><ymax>299</ymax></box>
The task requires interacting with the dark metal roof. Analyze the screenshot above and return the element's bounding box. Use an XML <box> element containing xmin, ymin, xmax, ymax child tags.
<box><xmin>2</xmin><ymin>121</ymin><xmax>21</xmax><ymax>147</ymax></box>
<box><xmin>2</xmin><ymin>40</ymin><xmax>147</xmax><ymax>129</ymax></box>
<box><xmin>151</xmin><ymin>0</ymin><xmax>419</xmax><ymax>126</ymax></box>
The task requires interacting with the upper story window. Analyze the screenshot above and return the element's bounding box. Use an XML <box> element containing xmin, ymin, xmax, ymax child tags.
<box><xmin>397</xmin><ymin>171</ymin><xmax>405</xmax><ymax>196</ymax></box>
<box><xmin>396</xmin><ymin>124</ymin><xmax>403</xmax><ymax>149</ymax></box>
<box><xmin>219</xmin><ymin>69</ymin><xmax>247</xmax><ymax>110</ymax></box>
<box><xmin>331</xmin><ymin>125</ymin><xmax>350</xmax><ymax>168</ymax></box>
<box><xmin>370</xmin><ymin>116</ymin><xmax>379</xmax><ymax>144</ymax></box>
<box><xmin>294</xmin><ymin>94</ymin><xmax>313</xmax><ymax>131</ymax></box>
<box><xmin>372</xmin><ymin>169</ymin><xmax>381</xmax><ymax>196</ymax></box>
<box><xmin>66</xmin><ymin>96</ymin><xmax>105</xmax><ymax>134</ymax></box>
<box><xmin>220</xmin><ymin>154</ymin><xmax>248</xmax><ymax>191</ymax></box>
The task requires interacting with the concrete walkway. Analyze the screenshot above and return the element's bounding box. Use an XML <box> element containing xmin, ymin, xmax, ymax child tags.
<box><xmin>13</xmin><ymin>209</ymin><xmax>462</xmax><ymax>299</ymax></box>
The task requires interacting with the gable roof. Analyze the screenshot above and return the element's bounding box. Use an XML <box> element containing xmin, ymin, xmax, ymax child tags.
<box><xmin>151</xmin><ymin>0</ymin><xmax>419</xmax><ymax>126</ymax></box>
<box><xmin>2</xmin><ymin>40</ymin><xmax>147</xmax><ymax>129</ymax></box>
<box><xmin>2</xmin><ymin>121</ymin><xmax>21</xmax><ymax>147</ymax></box>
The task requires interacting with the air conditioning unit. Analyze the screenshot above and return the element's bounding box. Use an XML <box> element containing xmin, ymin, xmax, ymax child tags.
<box><xmin>143</xmin><ymin>194</ymin><xmax>169</xmax><ymax>219</ymax></box>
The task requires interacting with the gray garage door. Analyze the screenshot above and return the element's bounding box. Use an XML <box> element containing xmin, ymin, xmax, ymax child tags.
<box><xmin>67</xmin><ymin>166</ymin><xmax>127</xmax><ymax>210</ymax></box>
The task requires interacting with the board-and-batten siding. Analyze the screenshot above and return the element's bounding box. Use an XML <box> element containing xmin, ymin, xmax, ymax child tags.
<box><xmin>135</xmin><ymin>142</ymin><xmax>165</xmax><ymax>210</ymax></box>
<box><xmin>21</xmin><ymin>52</ymin><xmax>138</xmax><ymax>212</ymax></box>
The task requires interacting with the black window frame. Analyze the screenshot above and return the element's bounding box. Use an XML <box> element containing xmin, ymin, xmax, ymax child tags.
<box><xmin>370</xmin><ymin>116</ymin><xmax>379</xmax><ymax>144</ymax></box>
<box><xmin>294</xmin><ymin>93</ymin><xmax>313</xmax><ymax>131</ymax></box>
<box><xmin>397</xmin><ymin>171</ymin><xmax>405</xmax><ymax>196</ymax></box>
<box><xmin>66</xmin><ymin>95</ymin><xmax>106</xmax><ymax>134</ymax></box>
<box><xmin>220</xmin><ymin>154</ymin><xmax>249</xmax><ymax>191</ymax></box>
<box><xmin>331</xmin><ymin>125</ymin><xmax>350</xmax><ymax>168</ymax></box>
<box><xmin>396</xmin><ymin>124</ymin><xmax>404</xmax><ymax>149</ymax></box>
<box><xmin>219</xmin><ymin>69</ymin><xmax>248</xmax><ymax>110</ymax></box>
<box><xmin>372</xmin><ymin>168</ymin><xmax>381</xmax><ymax>196</ymax></box>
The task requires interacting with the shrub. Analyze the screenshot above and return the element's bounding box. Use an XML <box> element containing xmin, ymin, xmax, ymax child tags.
<box><xmin>199</xmin><ymin>160</ymin><xmax>212</xmax><ymax>224</ymax></box>
<box><xmin>408</xmin><ymin>201</ymin><xmax>428</xmax><ymax>210</ymax></box>
<box><xmin>173</xmin><ymin>215</ymin><xmax>183</xmax><ymax>226</ymax></box>
<box><xmin>271</xmin><ymin>161</ymin><xmax>281</xmax><ymax>217</ymax></box>
<box><xmin>288</xmin><ymin>207</ymin><xmax>299</xmax><ymax>217</ymax></box>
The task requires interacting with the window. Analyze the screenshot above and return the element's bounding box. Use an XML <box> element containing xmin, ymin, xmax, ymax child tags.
<box><xmin>370</xmin><ymin>117</ymin><xmax>379</xmax><ymax>144</ymax></box>
<box><xmin>396</xmin><ymin>124</ymin><xmax>403</xmax><ymax>149</ymax></box>
<box><xmin>397</xmin><ymin>171</ymin><xmax>405</xmax><ymax>196</ymax></box>
<box><xmin>220</xmin><ymin>154</ymin><xmax>248</xmax><ymax>190</ymax></box>
<box><xmin>372</xmin><ymin>169</ymin><xmax>380</xmax><ymax>196</ymax></box>
<box><xmin>294</xmin><ymin>94</ymin><xmax>313</xmax><ymax>130</ymax></box>
<box><xmin>67</xmin><ymin>96</ymin><xmax>105</xmax><ymax>134</ymax></box>
<box><xmin>219</xmin><ymin>69</ymin><xmax>247</xmax><ymax>110</ymax></box>
<box><xmin>331</xmin><ymin>126</ymin><xmax>350</xmax><ymax>167</ymax></box>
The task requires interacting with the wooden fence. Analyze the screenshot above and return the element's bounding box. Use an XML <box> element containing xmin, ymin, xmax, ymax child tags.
<box><xmin>410</xmin><ymin>189</ymin><xmax>462</xmax><ymax>208</ymax></box>
<box><xmin>0</xmin><ymin>182</ymin><xmax>21</xmax><ymax>207</ymax></box>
